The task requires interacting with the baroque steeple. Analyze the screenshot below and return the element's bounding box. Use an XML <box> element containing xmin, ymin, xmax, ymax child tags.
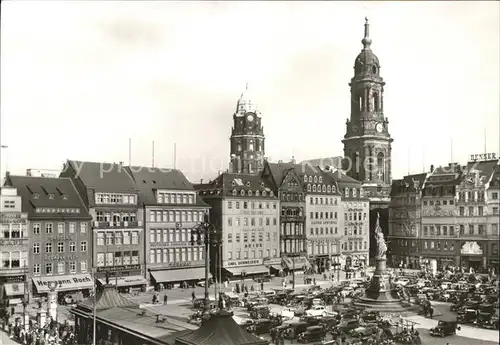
<box><xmin>229</xmin><ymin>83</ymin><xmax>265</xmax><ymax>174</ymax></box>
<box><xmin>342</xmin><ymin>18</ymin><xmax>393</xmax><ymax>199</ymax></box>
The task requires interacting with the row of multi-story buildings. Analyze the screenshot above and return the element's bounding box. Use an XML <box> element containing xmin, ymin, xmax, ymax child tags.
<box><xmin>388</xmin><ymin>155</ymin><xmax>500</xmax><ymax>272</ymax></box>
<box><xmin>0</xmin><ymin>157</ymin><xmax>370</xmax><ymax>306</ymax></box>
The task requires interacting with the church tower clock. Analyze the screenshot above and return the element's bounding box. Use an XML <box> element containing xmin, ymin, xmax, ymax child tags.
<box><xmin>229</xmin><ymin>84</ymin><xmax>265</xmax><ymax>174</ymax></box>
<box><xmin>342</xmin><ymin>18</ymin><xmax>393</xmax><ymax>200</ymax></box>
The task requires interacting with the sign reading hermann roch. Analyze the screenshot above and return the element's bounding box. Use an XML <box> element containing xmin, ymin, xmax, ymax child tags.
<box><xmin>32</xmin><ymin>273</ymin><xmax>93</xmax><ymax>293</ymax></box>
<box><xmin>223</xmin><ymin>259</ymin><xmax>263</xmax><ymax>268</ymax></box>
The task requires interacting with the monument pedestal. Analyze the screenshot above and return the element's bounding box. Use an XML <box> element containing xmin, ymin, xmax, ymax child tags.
<box><xmin>354</xmin><ymin>257</ymin><xmax>419</xmax><ymax>313</ymax></box>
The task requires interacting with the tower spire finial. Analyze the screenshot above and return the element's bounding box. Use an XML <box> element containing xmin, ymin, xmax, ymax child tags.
<box><xmin>362</xmin><ymin>17</ymin><xmax>372</xmax><ymax>49</ymax></box>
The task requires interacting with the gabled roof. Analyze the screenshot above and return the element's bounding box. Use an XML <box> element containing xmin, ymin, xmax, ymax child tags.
<box><xmin>300</xmin><ymin>156</ymin><xmax>343</xmax><ymax>170</ymax></box>
<box><xmin>5</xmin><ymin>175</ymin><xmax>90</xmax><ymax>219</ymax></box>
<box><xmin>390</xmin><ymin>173</ymin><xmax>428</xmax><ymax>196</ymax></box>
<box><xmin>175</xmin><ymin>310</ymin><xmax>267</xmax><ymax>345</ymax></box>
<box><xmin>425</xmin><ymin>163</ymin><xmax>463</xmax><ymax>187</ymax></box>
<box><xmin>125</xmin><ymin>167</ymin><xmax>208</xmax><ymax>207</ymax></box>
<box><xmin>78</xmin><ymin>284</ymin><xmax>139</xmax><ymax>311</ymax></box>
<box><xmin>459</xmin><ymin>159</ymin><xmax>498</xmax><ymax>188</ymax></box>
<box><xmin>194</xmin><ymin>172</ymin><xmax>278</xmax><ymax>199</ymax></box>
<box><xmin>490</xmin><ymin>164</ymin><xmax>500</xmax><ymax>187</ymax></box>
<box><xmin>63</xmin><ymin>160</ymin><xmax>138</xmax><ymax>194</ymax></box>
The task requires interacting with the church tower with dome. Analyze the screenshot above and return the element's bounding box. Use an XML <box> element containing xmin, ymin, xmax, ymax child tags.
<box><xmin>229</xmin><ymin>83</ymin><xmax>265</xmax><ymax>174</ymax></box>
<box><xmin>342</xmin><ymin>18</ymin><xmax>393</xmax><ymax>200</ymax></box>
<box><xmin>341</xmin><ymin>18</ymin><xmax>394</xmax><ymax>261</ymax></box>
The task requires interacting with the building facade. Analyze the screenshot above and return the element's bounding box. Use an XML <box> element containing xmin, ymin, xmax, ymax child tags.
<box><xmin>304</xmin><ymin>169</ymin><xmax>342</xmax><ymax>273</ymax></box>
<box><xmin>261</xmin><ymin>161</ymin><xmax>308</xmax><ymax>275</ymax></box>
<box><xmin>341</xmin><ymin>19</ymin><xmax>394</xmax><ymax>260</ymax></box>
<box><xmin>485</xmin><ymin>163</ymin><xmax>500</xmax><ymax>269</ymax></box>
<box><xmin>388</xmin><ymin>173</ymin><xmax>427</xmax><ymax>269</ymax></box>
<box><xmin>326</xmin><ymin>168</ymin><xmax>370</xmax><ymax>269</ymax></box>
<box><xmin>229</xmin><ymin>84</ymin><xmax>265</xmax><ymax>174</ymax></box>
<box><xmin>0</xmin><ymin>185</ymin><xmax>29</xmax><ymax>306</ymax></box>
<box><xmin>61</xmin><ymin>161</ymin><xmax>147</xmax><ymax>291</ymax></box>
<box><xmin>6</xmin><ymin>175</ymin><xmax>93</xmax><ymax>299</ymax></box>
<box><xmin>195</xmin><ymin>173</ymin><xmax>280</xmax><ymax>281</ymax></box>
<box><xmin>126</xmin><ymin>167</ymin><xmax>209</xmax><ymax>289</ymax></box>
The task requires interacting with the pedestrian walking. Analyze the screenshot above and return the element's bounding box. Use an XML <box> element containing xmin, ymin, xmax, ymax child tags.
<box><xmin>191</xmin><ymin>291</ymin><xmax>196</xmax><ymax>302</ymax></box>
<box><xmin>164</xmin><ymin>294</ymin><xmax>168</xmax><ymax>305</ymax></box>
<box><xmin>429</xmin><ymin>307</ymin><xmax>434</xmax><ymax>319</ymax></box>
<box><xmin>260</xmin><ymin>282</ymin><xmax>264</xmax><ymax>291</ymax></box>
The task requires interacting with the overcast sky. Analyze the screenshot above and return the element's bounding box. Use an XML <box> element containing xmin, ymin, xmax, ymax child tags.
<box><xmin>1</xmin><ymin>1</ymin><xmax>499</xmax><ymax>182</ymax></box>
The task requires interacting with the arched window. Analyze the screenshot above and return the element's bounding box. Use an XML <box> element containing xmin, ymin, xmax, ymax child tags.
<box><xmin>352</xmin><ymin>188</ymin><xmax>357</xmax><ymax>197</ymax></box>
<box><xmin>309</xmin><ymin>176</ymin><xmax>313</xmax><ymax>183</ymax></box>
<box><xmin>319</xmin><ymin>176</ymin><xmax>323</xmax><ymax>183</ymax></box>
<box><xmin>345</xmin><ymin>188</ymin><xmax>349</xmax><ymax>198</ymax></box>
<box><xmin>327</xmin><ymin>185</ymin><xmax>331</xmax><ymax>193</ymax></box>
<box><xmin>307</xmin><ymin>184</ymin><xmax>311</xmax><ymax>192</ymax></box>
<box><xmin>373</xmin><ymin>92</ymin><xmax>379</xmax><ymax>111</ymax></box>
<box><xmin>377</xmin><ymin>152</ymin><xmax>385</xmax><ymax>181</ymax></box>
<box><xmin>322</xmin><ymin>185</ymin><xmax>326</xmax><ymax>193</ymax></box>
<box><xmin>314</xmin><ymin>176</ymin><xmax>318</xmax><ymax>183</ymax></box>
<box><xmin>240</xmin><ymin>190</ymin><xmax>245</xmax><ymax>196</ymax></box>
<box><xmin>312</xmin><ymin>185</ymin><xmax>317</xmax><ymax>192</ymax></box>
<box><xmin>304</xmin><ymin>175</ymin><xmax>308</xmax><ymax>182</ymax></box>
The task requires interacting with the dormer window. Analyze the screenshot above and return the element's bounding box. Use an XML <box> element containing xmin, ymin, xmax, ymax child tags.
<box><xmin>248</xmin><ymin>190</ymin><xmax>253</xmax><ymax>196</ymax></box>
<box><xmin>33</xmin><ymin>193</ymin><xmax>39</xmax><ymax>199</ymax></box>
<box><xmin>319</xmin><ymin>176</ymin><xmax>323</xmax><ymax>183</ymax></box>
<box><xmin>240</xmin><ymin>190</ymin><xmax>245</xmax><ymax>196</ymax></box>
<box><xmin>308</xmin><ymin>176</ymin><xmax>312</xmax><ymax>183</ymax></box>
<box><xmin>62</xmin><ymin>195</ymin><xmax>68</xmax><ymax>200</ymax></box>
<box><xmin>260</xmin><ymin>182</ymin><xmax>264</xmax><ymax>188</ymax></box>
<box><xmin>312</xmin><ymin>185</ymin><xmax>317</xmax><ymax>192</ymax></box>
<box><xmin>332</xmin><ymin>185</ymin><xmax>336</xmax><ymax>193</ymax></box>
<box><xmin>314</xmin><ymin>176</ymin><xmax>318</xmax><ymax>183</ymax></box>
<box><xmin>246</xmin><ymin>181</ymin><xmax>251</xmax><ymax>187</ymax></box>
<box><xmin>304</xmin><ymin>175</ymin><xmax>308</xmax><ymax>182</ymax></box>
<box><xmin>327</xmin><ymin>186</ymin><xmax>331</xmax><ymax>193</ymax></box>
<box><xmin>270</xmin><ymin>191</ymin><xmax>274</xmax><ymax>197</ymax></box>
<box><xmin>345</xmin><ymin>188</ymin><xmax>349</xmax><ymax>198</ymax></box>
<box><xmin>307</xmin><ymin>184</ymin><xmax>311</xmax><ymax>192</ymax></box>
<box><xmin>232</xmin><ymin>181</ymin><xmax>236</xmax><ymax>187</ymax></box>
<box><xmin>262</xmin><ymin>191</ymin><xmax>267</xmax><ymax>197</ymax></box>
<box><xmin>322</xmin><ymin>185</ymin><xmax>326</xmax><ymax>193</ymax></box>
<box><xmin>48</xmin><ymin>194</ymin><xmax>55</xmax><ymax>200</ymax></box>
<box><xmin>360</xmin><ymin>188</ymin><xmax>364</xmax><ymax>197</ymax></box>
<box><xmin>353</xmin><ymin>188</ymin><xmax>357</xmax><ymax>197</ymax></box>
<box><xmin>255</xmin><ymin>190</ymin><xmax>260</xmax><ymax>196</ymax></box>
<box><xmin>232</xmin><ymin>189</ymin><xmax>237</xmax><ymax>196</ymax></box>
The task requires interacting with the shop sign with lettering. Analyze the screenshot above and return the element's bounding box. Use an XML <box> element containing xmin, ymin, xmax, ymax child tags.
<box><xmin>0</xmin><ymin>276</ymin><xmax>24</xmax><ymax>283</ymax></box>
<box><xmin>0</xmin><ymin>213</ymin><xmax>27</xmax><ymax>220</ymax></box>
<box><xmin>44</xmin><ymin>254</ymin><xmax>79</xmax><ymax>261</ymax></box>
<box><xmin>263</xmin><ymin>258</ymin><xmax>282</xmax><ymax>266</ymax></box>
<box><xmin>150</xmin><ymin>242</ymin><xmax>192</xmax><ymax>248</ymax></box>
<box><xmin>96</xmin><ymin>264</ymin><xmax>141</xmax><ymax>273</ymax></box>
<box><xmin>0</xmin><ymin>239</ymin><xmax>27</xmax><ymax>246</ymax></box>
<box><xmin>242</xmin><ymin>210</ymin><xmax>265</xmax><ymax>216</ymax></box>
<box><xmin>223</xmin><ymin>259</ymin><xmax>263</xmax><ymax>268</ymax></box>
<box><xmin>46</xmin><ymin>235</ymin><xmax>74</xmax><ymax>241</ymax></box>
<box><xmin>32</xmin><ymin>274</ymin><xmax>92</xmax><ymax>292</ymax></box>
<box><xmin>470</xmin><ymin>153</ymin><xmax>497</xmax><ymax>161</ymax></box>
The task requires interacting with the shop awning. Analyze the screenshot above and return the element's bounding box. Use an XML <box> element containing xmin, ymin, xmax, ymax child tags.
<box><xmin>32</xmin><ymin>273</ymin><xmax>93</xmax><ymax>293</ymax></box>
<box><xmin>150</xmin><ymin>267</ymin><xmax>205</xmax><ymax>283</ymax></box>
<box><xmin>269</xmin><ymin>265</ymin><xmax>282</xmax><ymax>271</ymax></box>
<box><xmin>97</xmin><ymin>275</ymin><xmax>147</xmax><ymax>287</ymax></box>
<box><xmin>224</xmin><ymin>265</ymin><xmax>268</xmax><ymax>276</ymax></box>
<box><xmin>4</xmin><ymin>283</ymin><xmax>25</xmax><ymax>296</ymax></box>
<box><xmin>282</xmin><ymin>257</ymin><xmax>311</xmax><ymax>270</ymax></box>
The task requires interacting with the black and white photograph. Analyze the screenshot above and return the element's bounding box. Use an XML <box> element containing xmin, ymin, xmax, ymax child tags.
<box><xmin>0</xmin><ymin>1</ymin><xmax>499</xmax><ymax>345</ymax></box>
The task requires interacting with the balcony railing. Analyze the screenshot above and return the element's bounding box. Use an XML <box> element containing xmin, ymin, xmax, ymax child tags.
<box><xmin>93</xmin><ymin>221</ymin><xmax>142</xmax><ymax>228</ymax></box>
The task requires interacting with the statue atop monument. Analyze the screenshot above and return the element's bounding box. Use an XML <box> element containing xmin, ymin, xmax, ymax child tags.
<box><xmin>375</xmin><ymin>212</ymin><xmax>387</xmax><ymax>258</ymax></box>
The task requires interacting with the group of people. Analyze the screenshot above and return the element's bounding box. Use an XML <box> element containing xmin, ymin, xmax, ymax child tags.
<box><xmin>2</xmin><ymin>315</ymin><xmax>76</xmax><ymax>345</ymax></box>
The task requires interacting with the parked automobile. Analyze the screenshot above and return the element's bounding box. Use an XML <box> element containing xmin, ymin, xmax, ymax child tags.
<box><xmin>306</xmin><ymin>305</ymin><xmax>328</xmax><ymax>317</ymax></box>
<box><xmin>338</xmin><ymin>319</ymin><xmax>360</xmax><ymax>333</ymax></box>
<box><xmin>297</xmin><ymin>325</ymin><xmax>326</xmax><ymax>343</ymax></box>
<box><xmin>430</xmin><ymin>319</ymin><xmax>460</xmax><ymax>337</ymax></box>
<box><xmin>283</xmin><ymin>322</ymin><xmax>309</xmax><ymax>339</ymax></box>
<box><xmin>475</xmin><ymin>312</ymin><xmax>499</xmax><ymax>330</ymax></box>
<box><xmin>250</xmin><ymin>305</ymin><xmax>270</xmax><ymax>319</ymax></box>
<box><xmin>394</xmin><ymin>277</ymin><xmax>410</xmax><ymax>286</ymax></box>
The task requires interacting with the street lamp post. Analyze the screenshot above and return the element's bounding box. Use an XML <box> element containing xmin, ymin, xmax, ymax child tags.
<box><xmin>190</xmin><ymin>213</ymin><xmax>222</xmax><ymax>314</ymax></box>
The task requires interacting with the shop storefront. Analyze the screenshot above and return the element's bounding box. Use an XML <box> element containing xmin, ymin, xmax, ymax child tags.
<box><xmin>282</xmin><ymin>256</ymin><xmax>310</xmax><ymax>274</ymax></box>
<box><xmin>0</xmin><ymin>276</ymin><xmax>26</xmax><ymax>307</ymax></box>
<box><xmin>460</xmin><ymin>241</ymin><xmax>484</xmax><ymax>271</ymax></box>
<box><xmin>222</xmin><ymin>259</ymin><xmax>268</xmax><ymax>280</ymax></box>
<box><xmin>96</xmin><ymin>265</ymin><xmax>146</xmax><ymax>293</ymax></box>
<box><xmin>31</xmin><ymin>273</ymin><xmax>93</xmax><ymax>302</ymax></box>
<box><xmin>263</xmin><ymin>258</ymin><xmax>283</xmax><ymax>276</ymax></box>
<box><xmin>149</xmin><ymin>260</ymin><xmax>206</xmax><ymax>290</ymax></box>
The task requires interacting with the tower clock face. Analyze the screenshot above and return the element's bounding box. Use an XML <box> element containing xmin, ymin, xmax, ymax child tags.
<box><xmin>376</xmin><ymin>123</ymin><xmax>383</xmax><ymax>133</ymax></box>
<box><xmin>247</xmin><ymin>114</ymin><xmax>254</xmax><ymax>122</ymax></box>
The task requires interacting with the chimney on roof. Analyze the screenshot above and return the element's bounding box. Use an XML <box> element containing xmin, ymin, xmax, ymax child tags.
<box><xmin>430</xmin><ymin>165</ymin><xmax>434</xmax><ymax>172</ymax></box>
<box><xmin>324</xmin><ymin>165</ymin><xmax>331</xmax><ymax>171</ymax></box>
<box><xmin>200</xmin><ymin>178</ymin><xmax>204</xmax><ymax>184</ymax></box>
<box><xmin>278</xmin><ymin>160</ymin><xmax>283</xmax><ymax>164</ymax></box>
<box><xmin>119</xmin><ymin>161</ymin><xmax>124</xmax><ymax>166</ymax></box>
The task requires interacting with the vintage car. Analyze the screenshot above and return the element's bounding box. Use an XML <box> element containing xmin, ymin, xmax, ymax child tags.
<box><xmin>457</xmin><ymin>309</ymin><xmax>478</xmax><ymax>324</ymax></box>
<box><xmin>297</xmin><ymin>325</ymin><xmax>326</xmax><ymax>343</ymax></box>
<box><xmin>250</xmin><ymin>305</ymin><xmax>270</xmax><ymax>319</ymax></box>
<box><xmin>244</xmin><ymin>318</ymin><xmax>275</xmax><ymax>335</ymax></box>
<box><xmin>350</xmin><ymin>326</ymin><xmax>378</xmax><ymax>340</ymax></box>
<box><xmin>299</xmin><ymin>315</ymin><xmax>322</xmax><ymax>326</ymax></box>
<box><xmin>338</xmin><ymin>319</ymin><xmax>361</xmax><ymax>334</ymax></box>
<box><xmin>475</xmin><ymin>312</ymin><xmax>499</xmax><ymax>330</ymax></box>
<box><xmin>361</xmin><ymin>310</ymin><xmax>380</xmax><ymax>323</ymax></box>
<box><xmin>283</xmin><ymin>322</ymin><xmax>309</xmax><ymax>339</ymax></box>
<box><xmin>305</xmin><ymin>305</ymin><xmax>328</xmax><ymax>317</ymax></box>
<box><xmin>192</xmin><ymin>297</ymin><xmax>216</xmax><ymax>309</ymax></box>
<box><xmin>268</xmin><ymin>292</ymin><xmax>288</xmax><ymax>305</ymax></box>
<box><xmin>430</xmin><ymin>319</ymin><xmax>460</xmax><ymax>337</ymax></box>
<box><xmin>439</xmin><ymin>289</ymin><xmax>456</xmax><ymax>302</ymax></box>
<box><xmin>246</xmin><ymin>297</ymin><xmax>268</xmax><ymax>311</ymax></box>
